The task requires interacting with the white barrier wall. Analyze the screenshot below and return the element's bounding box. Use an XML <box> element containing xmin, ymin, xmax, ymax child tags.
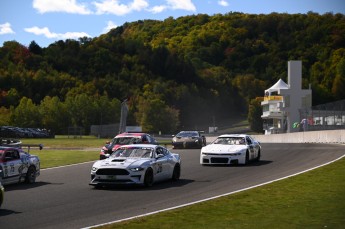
<box><xmin>206</xmin><ymin>130</ymin><xmax>345</xmax><ymax>144</ymax></box>
<box><xmin>252</xmin><ymin>129</ymin><xmax>345</xmax><ymax>143</ymax></box>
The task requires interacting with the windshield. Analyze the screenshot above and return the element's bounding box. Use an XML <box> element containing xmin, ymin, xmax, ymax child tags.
<box><xmin>111</xmin><ymin>137</ymin><xmax>141</xmax><ymax>145</ymax></box>
<box><xmin>176</xmin><ymin>131</ymin><xmax>199</xmax><ymax>137</ymax></box>
<box><xmin>213</xmin><ymin>137</ymin><xmax>245</xmax><ymax>145</ymax></box>
<box><xmin>110</xmin><ymin>147</ymin><xmax>153</xmax><ymax>158</ymax></box>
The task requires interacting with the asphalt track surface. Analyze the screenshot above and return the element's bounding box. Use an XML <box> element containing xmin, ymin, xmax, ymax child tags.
<box><xmin>1</xmin><ymin>143</ymin><xmax>345</xmax><ymax>229</ymax></box>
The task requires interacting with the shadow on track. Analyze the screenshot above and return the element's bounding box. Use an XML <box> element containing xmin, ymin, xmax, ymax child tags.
<box><xmin>90</xmin><ymin>178</ymin><xmax>194</xmax><ymax>191</ymax></box>
<box><xmin>201</xmin><ymin>160</ymin><xmax>273</xmax><ymax>167</ymax></box>
<box><xmin>3</xmin><ymin>181</ymin><xmax>60</xmax><ymax>191</ymax></box>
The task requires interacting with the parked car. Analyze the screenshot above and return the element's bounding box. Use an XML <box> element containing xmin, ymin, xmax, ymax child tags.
<box><xmin>99</xmin><ymin>132</ymin><xmax>158</xmax><ymax>160</ymax></box>
<box><xmin>200</xmin><ymin>134</ymin><xmax>261</xmax><ymax>165</ymax></box>
<box><xmin>0</xmin><ymin>146</ymin><xmax>40</xmax><ymax>185</ymax></box>
<box><xmin>172</xmin><ymin>131</ymin><xmax>206</xmax><ymax>149</ymax></box>
<box><xmin>91</xmin><ymin>144</ymin><xmax>181</xmax><ymax>188</ymax></box>
<box><xmin>0</xmin><ymin>181</ymin><xmax>4</xmax><ymax>208</ymax></box>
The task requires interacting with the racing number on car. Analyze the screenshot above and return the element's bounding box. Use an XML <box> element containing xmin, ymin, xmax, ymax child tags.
<box><xmin>2</xmin><ymin>163</ymin><xmax>15</xmax><ymax>177</ymax></box>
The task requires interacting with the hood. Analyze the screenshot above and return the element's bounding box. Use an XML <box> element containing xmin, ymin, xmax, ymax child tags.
<box><xmin>174</xmin><ymin>136</ymin><xmax>199</xmax><ymax>142</ymax></box>
<box><xmin>202</xmin><ymin>144</ymin><xmax>247</xmax><ymax>154</ymax></box>
<box><xmin>93</xmin><ymin>157</ymin><xmax>150</xmax><ymax>168</ymax></box>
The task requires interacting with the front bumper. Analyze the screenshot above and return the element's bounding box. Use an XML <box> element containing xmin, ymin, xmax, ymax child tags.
<box><xmin>172</xmin><ymin>141</ymin><xmax>202</xmax><ymax>149</ymax></box>
<box><xmin>89</xmin><ymin>168</ymin><xmax>144</xmax><ymax>186</ymax></box>
<box><xmin>200</xmin><ymin>153</ymin><xmax>245</xmax><ymax>165</ymax></box>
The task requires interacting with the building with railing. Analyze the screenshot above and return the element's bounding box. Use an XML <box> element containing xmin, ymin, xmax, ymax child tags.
<box><xmin>299</xmin><ymin>99</ymin><xmax>345</xmax><ymax>131</ymax></box>
<box><xmin>261</xmin><ymin>61</ymin><xmax>312</xmax><ymax>134</ymax></box>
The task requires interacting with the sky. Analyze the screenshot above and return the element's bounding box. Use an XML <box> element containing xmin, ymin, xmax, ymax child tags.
<box><xmin>1</xmin><ymin>0</ymin><xmax>344</xmax><ymax>48</ymax></box>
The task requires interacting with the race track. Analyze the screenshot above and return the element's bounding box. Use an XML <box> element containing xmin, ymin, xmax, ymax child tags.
<box><xmin>1</xmin><ymin>143</ymin><xmax>344</xmax><ymax>229</ymax></box>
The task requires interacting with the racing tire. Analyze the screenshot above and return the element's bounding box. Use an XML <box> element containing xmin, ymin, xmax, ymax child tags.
<box><xmin>244</xmin><ymin>150</ymin><xmax>249</xmax><ymax>165</ymax></box>
<box><xmin>144</xmin><ymin>168</ymin><xmax>154</xmax><ymax>187</ymax></box>
<box><xmin>256</xmin><ymin>150</ymin><xmax>261</xmax><ymax>162</ymax></box>
<box><xmin>172</xmin><ymin>164</ymin><xmax>181</xmax><ymax>181</ymax></box>
<box><xmin>25</xmin><ymin>166</ymin><xmax>37</xmax><ymax>184</ymax></box>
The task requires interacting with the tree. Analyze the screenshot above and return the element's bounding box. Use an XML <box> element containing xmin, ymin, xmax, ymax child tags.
<box><xmin>0</xmin><ymin>106</ymin><xmax>10</xmax><ymax>126</ymax></box>
<box><xmin>39</xmin><ymin>96</ymin><xmax>69</xmax><ymax>134</ymax></box>
<box><xmin>28</xmin><ymin>41</ymin><xmax>42</xmax><ymax>55</ymax></box>
<box><xmin>10</xmin><ymin>97</ymin><xmax>41</xmax><ymax>127</ymax></box>
<box><xmin>331</xmin><ymin>57</ymin><xmax>345</xmax><ymax>100</ymax></box>
<box><xmin>248</xmin><ymin>98</ymin><xmax>264</xmax><ymax>133</ymax></box>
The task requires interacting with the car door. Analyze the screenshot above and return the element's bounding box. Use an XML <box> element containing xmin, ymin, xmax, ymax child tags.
<box><xmin>154</xmin><ymin>147</ymin><xmax>170</xmax><ymax>181</ymax></box>
<box><xmin>2</xmin><ymin>149</ymin><xmax>22</xmax><ymax>183</ymax></box>
<box><xmin>245</xmin><ymin>136</ymin><xmax>256</xmax><ymax>160</ymax></box>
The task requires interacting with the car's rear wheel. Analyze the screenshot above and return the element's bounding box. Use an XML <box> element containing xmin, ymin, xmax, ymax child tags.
<box><xmin>144</xmin><ymin>168</ymin><xmax>154</xmax><ymax>187</ymax></box>
<box><xmin>172</xmin><ymin>164</ymin><xmax>181</xmax><ymax>181</ymax></box>
<box><xmin>25</xmin><ymin>166</ymin><xmax>36</xmax><ymax>184</ymax></box>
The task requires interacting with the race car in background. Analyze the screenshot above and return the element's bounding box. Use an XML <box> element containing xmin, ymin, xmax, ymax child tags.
<box><xmin>99</xmin><ymin>132</ymin><xmax>158</xmax><ymax>160</ymax></box>
<box><xmin>91</xmin><ymin>144</ymin><xmax>181</xmax><ymax>188</ymax></box>
<box><xmin>200</xmin><ymin>134</ymin><xmax>261</xmax><ymax>165</ymax></box>
<box><xmin>172</xmin><ymin>131</ymin><xmax>206</xmax><ymax>149</ymax></box>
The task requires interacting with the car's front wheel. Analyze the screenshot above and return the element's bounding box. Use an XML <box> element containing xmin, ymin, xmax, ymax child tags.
<box><xmin>144</xmin><ymin>168</ymin><xmax>154</xmax><ymax>187</ymax></box>
<box><xmin>25</xmin><ymin>166</ymin><xmax>36</xmax><ymax>184</ymax></box>
<box><xmin>172</xmin><ymin>164</ymin><xmax>181</xmax><ymax>181</ymax></box>
<box><xmin>244</xmin><ymin>150</ymin><xmax>249</xmax><ymax>165</ymax></box>
<box><xmin>256</xmin><ymin>149</ymin><xmax>261</xmax><ymax>162</ymax></box>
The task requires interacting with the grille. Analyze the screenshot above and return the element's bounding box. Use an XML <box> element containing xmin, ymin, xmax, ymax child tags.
<box><xmin>211</xmin><ymin>158</ymin><xmax>229</xmax><ymax>163</ymax></box>
<box><xmin>96</xmin><ymin>168</ymin><xmax>129</xmax><ymax>175</ymax></box>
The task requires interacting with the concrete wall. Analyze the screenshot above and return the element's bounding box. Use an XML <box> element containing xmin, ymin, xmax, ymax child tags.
<box><xmin>206</xmin><ymin>130</ymin><xmax>345</xmax><ymax>144</ymax></box>
<box><xmin>252</xmin><ymin>129</ymin><xmax>345</xmax><ymax>143</ymax></box>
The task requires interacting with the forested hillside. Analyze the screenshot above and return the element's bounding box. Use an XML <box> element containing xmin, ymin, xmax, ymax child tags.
<box><xmin>0</xmin><ymin>12</ymin><xmax>344</xmax><ymax>134</ymax></box>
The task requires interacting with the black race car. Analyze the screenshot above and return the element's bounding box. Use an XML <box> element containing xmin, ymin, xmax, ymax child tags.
<box><xmin>172</xmin><ymin>131</ymin><xmax>206</xmax><ymax>149</ymax></box>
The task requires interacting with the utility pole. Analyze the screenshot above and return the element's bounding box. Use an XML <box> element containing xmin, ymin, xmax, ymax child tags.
<box><xmin>119</xmin><ymin>98</ymin><xmax>128</xmax><ymax>133</ymax></box>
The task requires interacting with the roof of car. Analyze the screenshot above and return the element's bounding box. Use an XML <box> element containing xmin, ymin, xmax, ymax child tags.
<box><xmin>115</xmin><ymin>132</ymin><xmax>148</xmax><ymax>138</ymax></box>
<box><xmin>117</xmin><ymin>144</ymin><xmax>160</xmax><ymax>149</ymax></box>
<box><xmin>218</xmin><ymin>134</ymin><xmax>248</xmax><ymax>138</ymax></box>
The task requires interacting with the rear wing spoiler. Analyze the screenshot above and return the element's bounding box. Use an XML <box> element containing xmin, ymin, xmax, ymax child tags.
<box><xmin>0</xmin><ymin>138</ymin><xmax>43</xmax><ymax>153</ymax></box>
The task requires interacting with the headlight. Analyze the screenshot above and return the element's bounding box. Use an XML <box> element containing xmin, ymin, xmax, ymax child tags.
<box><xmin>130</xmin><ymin>167</ymin><xmax>144</xmax><ymax>172</ymax></box>
<box><xmin>91</xmin><ymin>167</ymin><xmax>98</xmax><ymax>172</ymax></box>
<box><xmin>230</xmin><ymin>152</ymin><xmax>242</xmax><ymax>156</ymax></box>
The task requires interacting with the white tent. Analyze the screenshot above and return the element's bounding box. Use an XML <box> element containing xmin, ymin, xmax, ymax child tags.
<box><xmin>265</xmin><ymin>79</ymin><xmax>289</xmax><ymax>95</ymax></box>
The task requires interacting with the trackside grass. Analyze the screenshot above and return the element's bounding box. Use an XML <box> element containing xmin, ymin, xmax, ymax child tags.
<box><xmin>97</xmin><ymin>157</ymin><xmax>345</xmax><ymax>229</ymax></box>
<box><xmin>31</xmin><ymin>150</ymin><xmax>98</xmax><ymax>168</ymax></box>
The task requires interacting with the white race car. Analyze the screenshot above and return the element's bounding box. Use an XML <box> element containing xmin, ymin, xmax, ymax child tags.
<box><xmin>200</xmin><ymin>134</ymin><xmax>261</xmax><ymax>165</ymax></box>
<box><xmin>90</xmin><ymin>144</ymin><xmax>181</xmax><ymax>187</ymax></box>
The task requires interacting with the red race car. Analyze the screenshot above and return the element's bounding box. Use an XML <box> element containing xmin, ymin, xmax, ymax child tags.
<box><xmin>99</xmin><ymin>132</ymin><xmax>158</xmax><ymax>159</ymax></box>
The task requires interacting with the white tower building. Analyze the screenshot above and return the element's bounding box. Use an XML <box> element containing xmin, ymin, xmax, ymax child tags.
<box><xmin>261</xmin><ymin>61</ymin><xmax>312</xmax><ymax>134</ymax></box>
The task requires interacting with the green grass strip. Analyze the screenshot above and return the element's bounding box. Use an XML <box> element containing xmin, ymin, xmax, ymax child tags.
<box><xmin>31</xmin><ymin>150</ymin><xmax>98</xmax><ymax>169</ymax></box>
<box><xmin>97</xmin><ymin>157</ymin><xmax>345</xmax><ymax>229</ymax></box>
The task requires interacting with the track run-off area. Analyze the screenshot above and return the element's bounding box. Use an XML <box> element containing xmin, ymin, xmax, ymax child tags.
<box><xmin>1</xmin><ymin>143</ymin><xmax>345</xmax><ymax>229</ymax></box>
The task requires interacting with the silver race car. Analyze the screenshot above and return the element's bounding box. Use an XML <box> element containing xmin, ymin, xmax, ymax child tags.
<box><xmin>200</xmin><ymin>134</ymin><xmax>261</xmax><ymax>165</ymax></box>
<box><xmin>90</xmin><ymin>144</ymin><xmax>181</xmax><ymax>187</ymax></box>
